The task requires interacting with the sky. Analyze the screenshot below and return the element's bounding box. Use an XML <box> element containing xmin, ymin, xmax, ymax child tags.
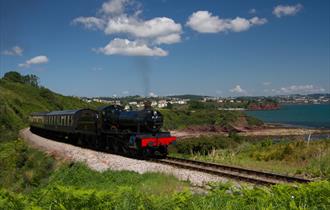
<box><xmin>0</xmin><ymin>0</ymin><xmax>329</xmax><ymax>97</ymax></box>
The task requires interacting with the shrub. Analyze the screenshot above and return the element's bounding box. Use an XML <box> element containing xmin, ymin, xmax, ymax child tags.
<box><xmin>0</xmin><ymin>140</ymin><xmax>55</xmax><ymax>192</ymax></box>
<box><xmin>174</xmin><ymin>136</ymin><xmax>240</xmax><ymax>155</ymax></box>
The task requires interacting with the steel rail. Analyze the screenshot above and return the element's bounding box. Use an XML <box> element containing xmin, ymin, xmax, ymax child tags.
<box><xmin>152</xmin><ymin>156</ymin><xmax>312</xmax><ymax>185</ymax></box>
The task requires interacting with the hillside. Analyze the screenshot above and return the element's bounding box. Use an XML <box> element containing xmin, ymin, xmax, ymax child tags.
<box><xmin>0</xmin><ymin>72</ymin><xmax>100</xmax><ymax>141</ymax></box>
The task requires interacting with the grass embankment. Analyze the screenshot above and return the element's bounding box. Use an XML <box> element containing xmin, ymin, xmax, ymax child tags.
<box><xmin>1</xmin><ymin>142</ymin><xmax>329</xmax><ymax>209</ymax></box>
<box><xmin>170</xmin><ymin>136</ymin><xmax>330</xmax><ymax>179</ymax></box>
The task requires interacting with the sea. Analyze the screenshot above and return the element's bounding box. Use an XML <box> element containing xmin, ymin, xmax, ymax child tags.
<box><xmin>246</xmin><ymin>104</ymin><xmax>330</xmax><ymax>129</ymax></box>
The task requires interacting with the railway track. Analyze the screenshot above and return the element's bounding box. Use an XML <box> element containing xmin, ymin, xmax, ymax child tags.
<box><xmin>152</xmin><ymin>156</ymin><xmax>312</xmax><ymax>185</ymax></box>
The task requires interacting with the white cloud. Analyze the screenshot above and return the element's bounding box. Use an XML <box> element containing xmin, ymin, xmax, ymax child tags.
<box><xmin>230</xmin><ymin>85</ymin><xmax>246</xmax><ymax>93</ymax></box>
<box><xmin>273</xmin><ymin>4</ymin><xmax>303</xmax><ymax>18</ymax></box>
<box><xmin>186</xmin><ymin>11</ymin><xmax>267</xmax><ymax>33</ymax></box>
<box><xmin>72</xmin><ymin>17</ymin><xmax>105</xmax><ymax>30</ymax></box>
<box><xmin>149</xmin><ymin>92</ymin><xmax>158</xmax><ymax>97</ymax></box>
<box><xmin>154</xmin><ymin>33</ymin><xmax>181</xmax><ymax>44</ymax></box>
<box><xmin>104</xmin><ymin>16</ymin><xmax>182</xmax><ymax>44</ymax></box>
<box><xmin>273</xmin><ymin>85</ymin><xmax>325</xmax><ymax>94</ymax></box>
<box><xmin>100</xmin><ymin>0</ymin><xmax>130</xmax><ymax>15</ymax></box>
<box><xmin>122</xmin><ymin>90</ymin><xmax>129</xmax><ymax>95</ymax></box>
<box><xmin>2</xmin><ymin>46</ymin><xmax>23</xmax><ymax>56</ymax></box>
<box><xmin>19</xmin><ymin>55</ymin><xmax>49</xmax><ymax>68</ymax></box>
<box><xmin>249</xmin><ymin>17</ymin><xmax>268</xmax><ymax>25</ymax></box>
<box><xmin>72</xmin><ymin>0</ymin><xmax>182</xmax><ymax>56</ymax></box>
<box><xmin>96</xmin><ymin>38</ymin><xmax>168</xmax><ymax>56</ymax></box>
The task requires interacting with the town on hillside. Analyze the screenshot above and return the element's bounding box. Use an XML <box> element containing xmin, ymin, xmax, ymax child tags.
<box><xmin>80</xmin><ymin>94</ymin><xmax>330</xmax><ymax>110</ymax></box>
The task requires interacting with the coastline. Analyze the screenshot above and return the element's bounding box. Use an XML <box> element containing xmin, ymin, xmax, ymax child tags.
<box><xmin>171</xmin><ymin>124</ymin><xmax>330</xmax><ymax>140</ymax></box>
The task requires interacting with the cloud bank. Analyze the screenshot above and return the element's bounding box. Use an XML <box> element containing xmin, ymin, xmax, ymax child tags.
<box><xmin>96</xmin><ymin>38</ymin><xmax>168</xmax><ymax>56</ymax></box>
<box><xmin>72</xmin><ymin>0</ymin><xmax>182</xmax><ymax>56</ymax></box>
<box><xmin>186</xmin><ymin>11</ymin><xmax>267</xmax><ymax>33</ymax></box>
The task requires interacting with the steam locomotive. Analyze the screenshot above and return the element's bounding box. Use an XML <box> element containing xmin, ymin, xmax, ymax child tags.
<box><xmin>29</xmin><ymin>105</ymin><xmax>176</xmax><ymax>157</ymax></box>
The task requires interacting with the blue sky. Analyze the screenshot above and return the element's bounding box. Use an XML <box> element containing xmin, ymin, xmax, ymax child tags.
<box><xmin>0</xmin><ymin>0</ymin><xmax>329</xmax><ymax>97</ymax></box>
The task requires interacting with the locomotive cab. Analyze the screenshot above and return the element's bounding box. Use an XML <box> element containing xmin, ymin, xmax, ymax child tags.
<box><xmin>97</xmin><ymin>105</ymin><xmax>123</xmax><ymax>131</ymax></box>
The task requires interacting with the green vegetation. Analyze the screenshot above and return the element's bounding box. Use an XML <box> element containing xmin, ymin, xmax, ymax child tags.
<box><xmin>170</xmin><ymin>136</ymin><xmax>330</xmax><ymax>179</ymax></box>
<box><xmin>1</xmin><ymin>172</ymin><xmax>329</xmax><ymax>209</ymax></box>
<box><xmin>161</xmin><ymin>109</ymin><xmax>263</xmax><ymax>130</ymax></box>
<box><xmin>0</xmin><ymin>140</ymin><xmax>56</xmax><ymax>193</ymax></box>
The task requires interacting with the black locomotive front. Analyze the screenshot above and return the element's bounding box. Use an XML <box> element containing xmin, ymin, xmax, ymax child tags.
<box><xmin>98</xmin><ymin>105</ymin><xmax>163</xmax><ymax>133</ymax></box>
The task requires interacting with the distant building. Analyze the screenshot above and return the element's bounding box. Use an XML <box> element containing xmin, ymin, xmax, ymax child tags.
<box><xmin>158</xmin><ymin>100</ymin><xmax>167</xmax><ymax>108</ymax></box>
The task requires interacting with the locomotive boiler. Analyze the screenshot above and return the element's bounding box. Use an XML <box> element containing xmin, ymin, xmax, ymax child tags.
<box><xmin>98</xmin><ymin>105</ymin><xmax>163</xmax><ymax>133</ymax></box>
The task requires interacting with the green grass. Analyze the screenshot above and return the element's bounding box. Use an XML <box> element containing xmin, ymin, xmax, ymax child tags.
<box><xmin>49</xmin><ymin>163</ymin><xmax>189</xmax><ymax>195</ymax></box>
<box><xmin>1</xmin><ymin>178</ymin><xmax>329</xmax><ymax>209</ymax></box>
<box><xmin>170</xmin><ymin>136</ymin><xmax>330</xmax><ymax>179</ymax></box>
<box><xmin>0</xmin><ymin>140</ymin><xmax>56</xmax><ymax>193</ymax></box>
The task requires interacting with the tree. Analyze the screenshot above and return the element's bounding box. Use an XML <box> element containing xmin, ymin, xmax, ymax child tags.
<box><xmin>3</xmin><ymin>71</ymin><xmax>24</xmax><ymax>83</ymax></box>
<box><xmin>2</xmin><ymin>71</ymin><xmax>39</xmax><ymax>87</ymax></box>
<box><xmin>23</xmin><ymin>74</ymin><xmax>39</xmax><ymax>87</ymax></box>
<box><xmin>188</xmin><ymin>100</ymin><xmax>205</xmax><ymax>109</ymax></box>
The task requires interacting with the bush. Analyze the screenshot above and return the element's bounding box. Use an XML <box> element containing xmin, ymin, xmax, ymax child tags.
<box><xmin>174</xmin><ymin>136</ymin><xmax>241</xmax><ymax>155</ymax></box>
<box><xmin>0</xmin><ymin>140</ymin><xmax>55</xmax><ymax>192</ymax></box>
<box><xmin>161</xmin><ymin>109</ymin><xmax>256</xmax><ymax>131</ymax></box>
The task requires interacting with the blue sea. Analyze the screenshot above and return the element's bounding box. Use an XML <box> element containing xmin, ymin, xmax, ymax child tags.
<box><xmin>246</xmin><ymin>104</ymin><xmax>330</xmax><ymax>129</ymax></box>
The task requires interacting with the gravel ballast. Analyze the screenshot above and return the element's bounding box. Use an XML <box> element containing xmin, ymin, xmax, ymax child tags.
<box><xmin>20</xmin><ymin>128</ymin><xmax>228</xmax><ymax>187</ymax></box>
